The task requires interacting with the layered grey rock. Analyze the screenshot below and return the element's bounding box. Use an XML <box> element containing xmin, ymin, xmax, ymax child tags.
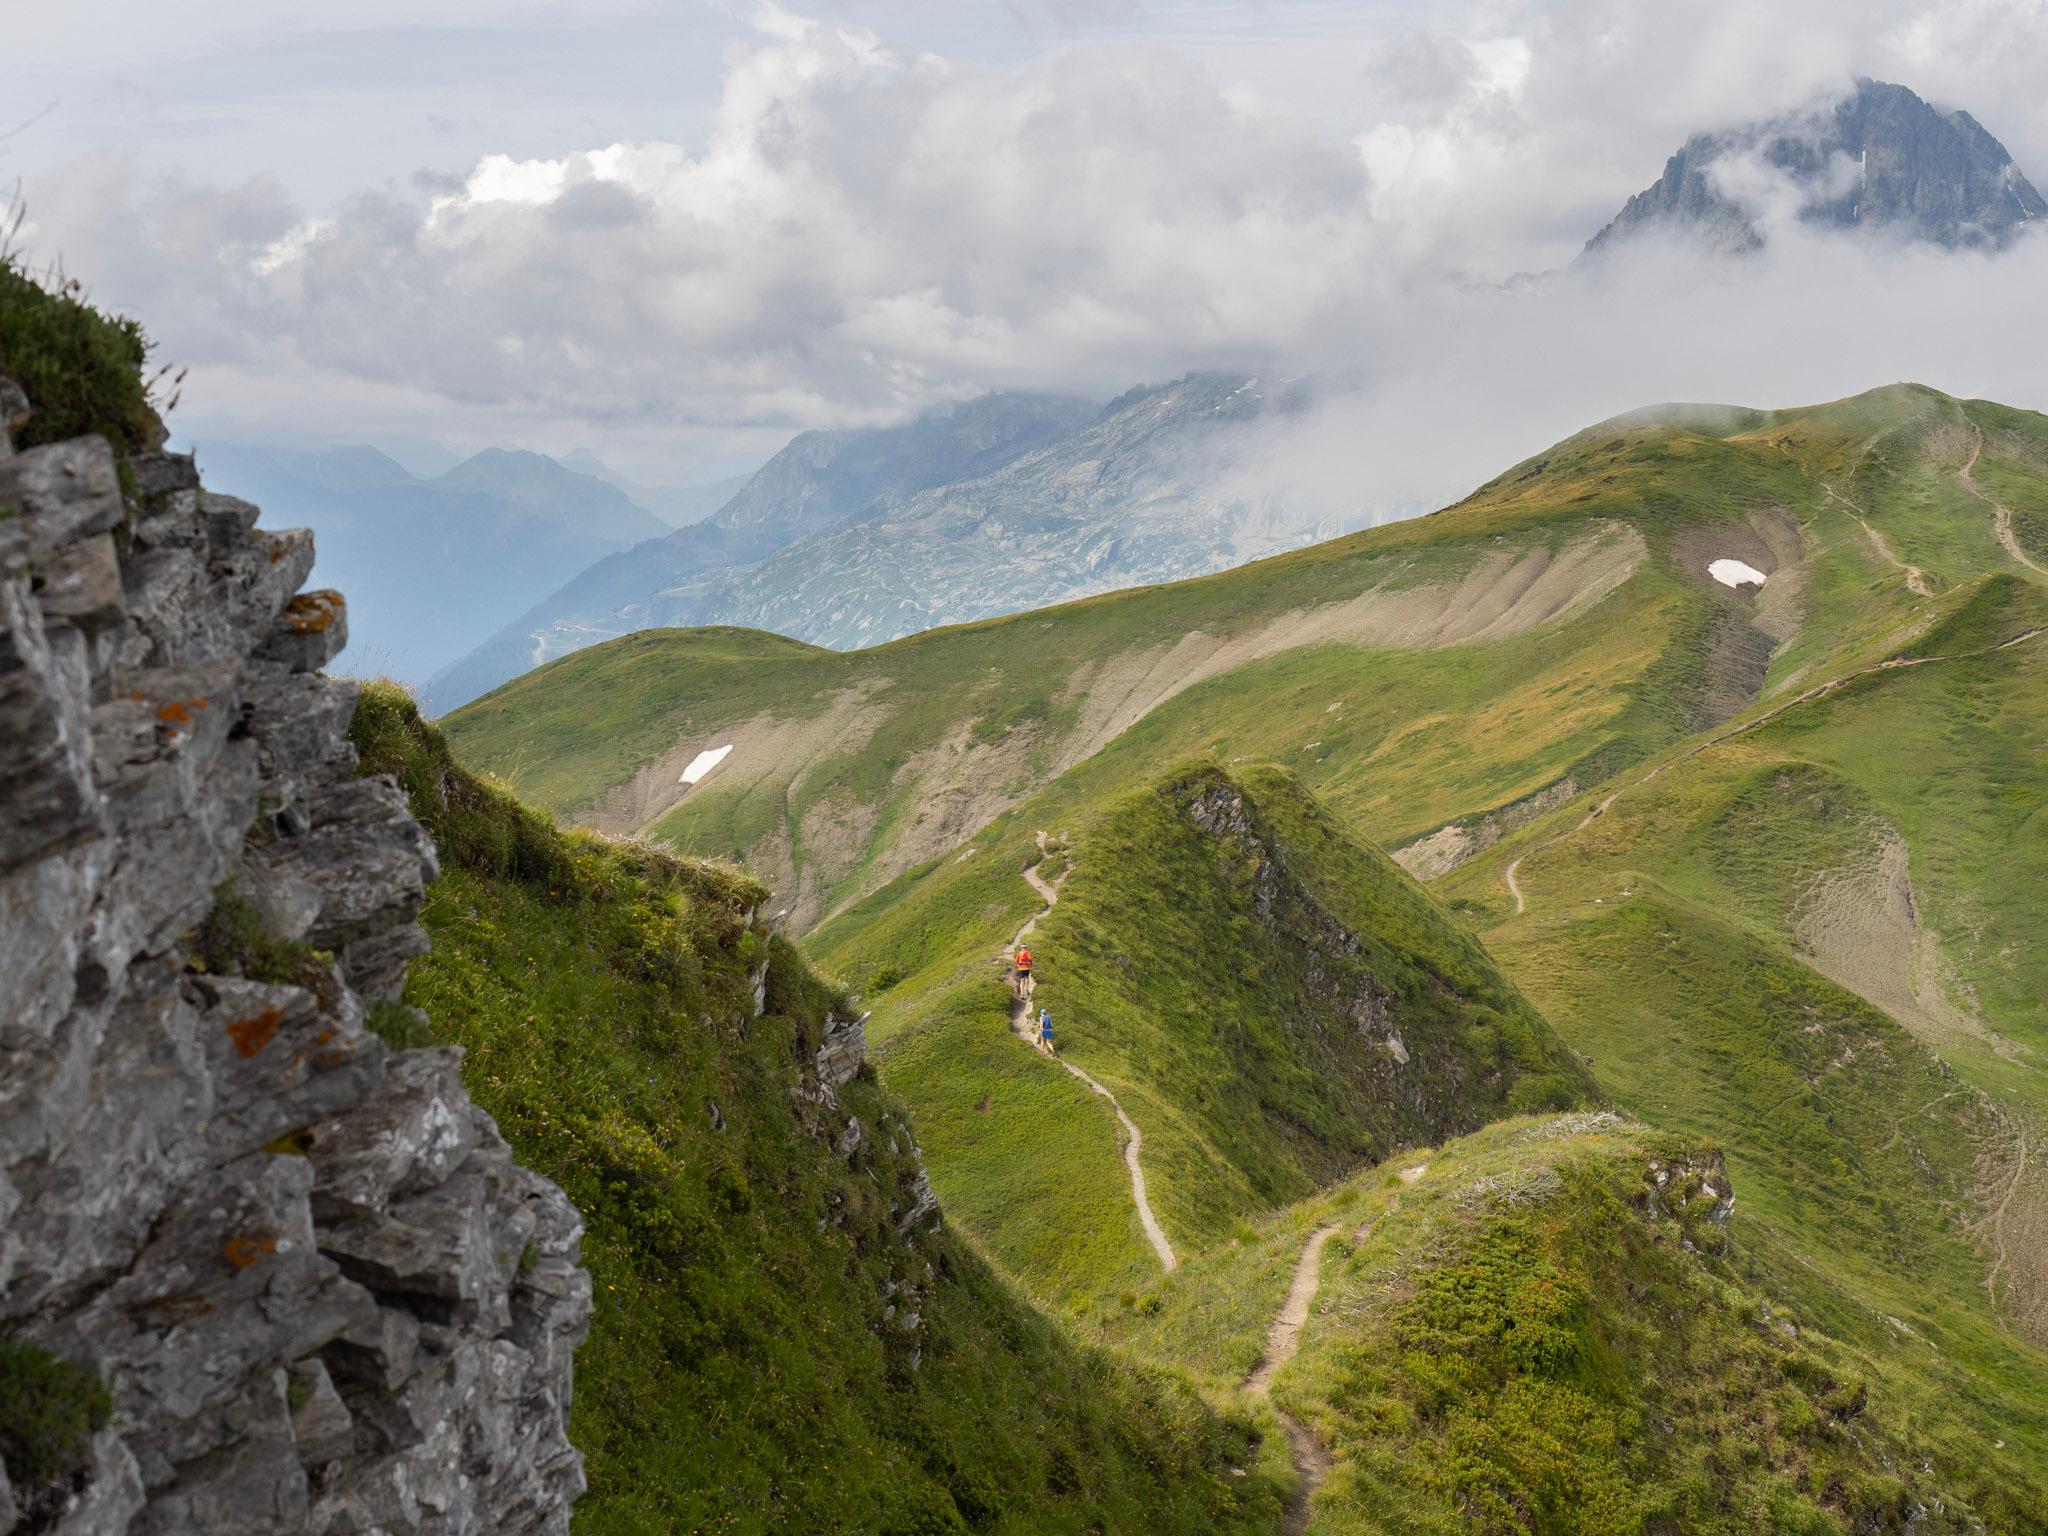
<box><xmin>0</xmin><ymin>385</ymin><xmax>590</xmax><ymax>1534</ymax></box>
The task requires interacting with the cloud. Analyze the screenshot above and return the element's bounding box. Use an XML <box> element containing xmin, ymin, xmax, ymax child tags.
<box><xmin>15</xmin><ymin>0</ymin><xmax>2048</xmax><ymax>494</ymax></box>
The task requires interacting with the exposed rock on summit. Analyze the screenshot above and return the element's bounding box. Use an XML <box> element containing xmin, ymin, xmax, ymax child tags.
<box><xmin>1584</xmin><ymin>77</ymin><xmax>2046</xmax><ymax>257</ymax></box>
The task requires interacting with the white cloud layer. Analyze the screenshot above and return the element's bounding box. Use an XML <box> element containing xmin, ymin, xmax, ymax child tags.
<box><xmin>15</xmin><ymin>0</ymin><xmax>2048</xmax><ymax>495</ymax></box>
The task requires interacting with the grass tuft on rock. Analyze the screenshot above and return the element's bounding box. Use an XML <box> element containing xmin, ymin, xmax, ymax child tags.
<box><xmin>0</xmin><ymin>258</ymin><xmax>160</xmax><ymax>457</ymax></box>
<box><xmin>0</xmin><ymin>1338</ymin><xmax>113</xmax><ymax>1509</ymax></box>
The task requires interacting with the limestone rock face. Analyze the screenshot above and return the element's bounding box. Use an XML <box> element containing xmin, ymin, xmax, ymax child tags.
<box><xmin>0</xmin><ymin>389</ymin><xmax>591</xmax><ymax>1534</ymax></box>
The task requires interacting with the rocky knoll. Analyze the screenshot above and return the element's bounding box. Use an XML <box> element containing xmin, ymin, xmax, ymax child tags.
<box><xmin>0</xmin><ymin>380</ymin><xmax>590</xmax><ymax>1533</ymax></box>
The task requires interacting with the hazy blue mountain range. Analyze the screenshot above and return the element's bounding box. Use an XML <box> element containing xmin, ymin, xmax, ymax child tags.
<box><xmin>423</xmin><ymin>389</ymin><xmax>1102</xmax><ymax>709</ymax></box>
<box><xmin>197</xmin><ymin>443</ymin><xmax>674</xmax><ymax>683</ymax></box>
<box><xmin>556</xmin><ymin>447</ymin><xmax>751</xmax><ymax>526</ymax></box>
<box><xmin>617</xmin><ymin>373</ymin><xmax>1347</xmax><ymax>651</ymax></box>
<box><xmin>422</xmin><ymin>375</ymin><xmax>1362</xmax><ymax>712</ymax></box>
<box><xmin>1584</xmin><ymin>77</ymin><xmax>2046</xmax><ymax>258</ymax></box>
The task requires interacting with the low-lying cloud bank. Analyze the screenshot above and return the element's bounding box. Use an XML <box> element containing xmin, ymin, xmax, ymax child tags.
<box><xmin>16</xmin><ymin>0</ymin><xmax>2048</xmax><ymax>508</ymax></box>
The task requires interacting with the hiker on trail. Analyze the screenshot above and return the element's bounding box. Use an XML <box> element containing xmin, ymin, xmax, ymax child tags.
<box><xmin>1014</xmin><ymin>944</ymin><xmax>1034</xmax><ymax>999</ymax></box>
<box><xmin>1038</xmin><ymin>1008</ymin><xmax>1054</xmax><ymax>1055</ymax></box>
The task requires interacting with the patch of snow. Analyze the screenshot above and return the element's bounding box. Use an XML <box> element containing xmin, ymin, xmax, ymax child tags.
<box><xmin>1708</xmin><ymin>558</ymin><xmax>1768</xmax><ymax>589</ymax></box>
<box><xmin>679</xmin><ymin>743</ymin><xmax>733</xmax><ymax>785</ymax></box>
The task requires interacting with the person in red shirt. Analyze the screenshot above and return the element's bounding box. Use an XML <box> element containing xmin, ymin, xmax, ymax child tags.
<box><xmin>1014</xmin><ymin>945</ymin><xmax>1034</xmax><ymax>1000</ymax></box>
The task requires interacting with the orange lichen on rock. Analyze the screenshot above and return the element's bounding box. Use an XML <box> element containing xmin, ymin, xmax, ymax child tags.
<box><xmin>155</xmin><ymin>696</ymin><xmax>208</xmax><ymax>725</ymax></box>
<box><xmin>222</xmin><ymin>1234</ymin><xmax>280</xmax><ymax>1270</ymax></box>
<box><xmin>283</xmin><ymin>590</ymin><xmax>344</xmax><ymax>635</ymax></box>
<box><xmin>227</xmin><ymin>1006</ymin><xmax>286</xmax><ymax>1059</ymax></box>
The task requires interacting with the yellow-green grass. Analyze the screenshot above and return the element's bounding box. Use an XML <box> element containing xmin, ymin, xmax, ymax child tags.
<box><xmin>1282</xmin><ymin>1115</ymin><xmax>2048</xmax><ymax>1536</ymax></box>
<box><xmin>1416</xmin><ymin>579</ymin><xmax>2048</xmax><ymax>1529</ymax></box>
<box><xmin>1089</xmin><ymin>1152</ymin><xmax>1427</xmax><ymax>1388</ymax></box>
<box><xmin>432</xmin><ymin>381</ymin><xmax>2048</xmax><ymax>1527</ymax></box>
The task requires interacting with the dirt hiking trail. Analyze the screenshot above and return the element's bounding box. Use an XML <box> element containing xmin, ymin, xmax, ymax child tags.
<box><xmin>1005</xmin><ymin>835</ymin><xmax>1178</xmax><ymax>1273</ymax></box>
<box><xmin>1503</xmin><ymin>857</ymin><xmax>1526</xmax><ymax>915</ymax></box>
<box><xmin>1962</xmin><ymin>426</ymin><xmax>2048</xmax><ymax>578</ymax></box>
<box><xmin>1824</xmin><ymin>480</ymin><xmax>1933</xmax><ymax>596</ymax></box>
<box><xmin>1238</xmin><ymin>1161</ymin><xmax>1429</xmax><ymax>1534</ymax></box>
<box><xmin>1243</xmin><ymin>1225</ymin><xmax>1339</xmax><ymax>1535</ymax></box>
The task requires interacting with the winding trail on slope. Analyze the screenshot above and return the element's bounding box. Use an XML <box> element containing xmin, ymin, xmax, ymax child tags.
<box><xmin>1240</xmin><ymin>1162</ymin><xmax>1427</xmax><ymax>1534</ymax></box>
<box><xmin>1500</xmin><ymin>626</ymin><xmax>2047</xmax><ymax>915</ymax></box>
<box><xmin>1986</xmin><ymin>1122</ymin><xmax>2031</xmax><ymax>1321</ymax></box>
<box><xmin>1006</xmin><ymin>836</ymin><xmax>1178</xmax><ymax>1273</ymax></box>
<box><xmin>1823</xmin><ymin>480</ymin><xmax>1933</xmax><ymax>596</ymax></box>
<box><xmin>1960</xmin><ymin>426</ymin><xmax>2048</xmax><ymax>578</ymax></box>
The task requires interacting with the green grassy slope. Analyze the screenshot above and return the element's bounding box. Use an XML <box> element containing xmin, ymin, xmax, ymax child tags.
<box><xmin>435</xmin><ymin>381</ymin><xmax>2048</xmax><ymax>1528</ymax></box>
<box><xmin>812</xmin><ymin>762</ymin><xmax>1589</xmax><ymax>1310</ymax></box>
<box><xmin>348</xmin><ymin>685</ymin><xmax>1284</xmax><ymax>1536</ymax></box>
<box><xmin>1436</xmin><ymin>564</ymin><xmax>2048</xmax><ymax>1316</ymax></box>
<box><xmin>1278</xmin><ymin>1116</ymin><xmax>2048</xmax><ymax>1536</ymax></box>
<box><xmin>1405</xmin><ymin>566</ymin><xmax>2048</xmax><ymax>1530</ymax></box>
<box><xmin>1100</xmin><ymin>1113</ymin><xmax>2048</xmax><ymax>1535</ymax></box>
<box><xmin>451</xmin><ymin>386</ymin><xmax>2012</xmax><ymax>929</ymax></box>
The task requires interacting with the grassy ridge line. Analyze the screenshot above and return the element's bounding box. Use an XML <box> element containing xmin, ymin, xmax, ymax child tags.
<box><xmin>828</xmin><ymin>761</ymin><xmax>1592</xmax><ymax>1314</ymax></box>
<box><xmin>1419</xmin><ymin>583</ymin><xmax>2048</xmax><ymax>1520</ymax></box>
<box><xmin>1281</xmin><ymin>1115</ymin><xmax>2048</xmax><ymax>1536</ymax></box>
<box><xmin>348</xmin><ymin>683</ymin><xmax>1286</xmax><ymax>1536</ymax></box>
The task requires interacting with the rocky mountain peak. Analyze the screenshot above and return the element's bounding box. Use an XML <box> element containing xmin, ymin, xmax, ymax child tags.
<box><xmin>1582</xmin><ymin>76</ymin><xmax>2046</xmax><ymax>258</ymax></box>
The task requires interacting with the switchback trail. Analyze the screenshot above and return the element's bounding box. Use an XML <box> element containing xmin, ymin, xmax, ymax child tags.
<box><xmin>1501</xmin><ymin>625</ymin><xmax>2046</xmax><ymax>915</ymax></box>
<box><xmin>1961</xmin><ymin>426</ymin><xmax>2048</xmax><ymax>578</ymax></box>
<box><xmin>1243</xmin><ymin>1224</ymin><xmax>1339</xmax><ymax>1535</ymax></box>
<box><xmin>1005</xmin><ymin>836</ymin><xmax>1178</xmax><ymax>1273</ymax></box>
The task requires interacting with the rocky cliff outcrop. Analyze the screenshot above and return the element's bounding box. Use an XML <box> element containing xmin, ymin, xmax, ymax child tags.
<box><xmin>0</xmin><ymin>384</ymin><xmax>590</xmax><ymax>1533</ymax></box>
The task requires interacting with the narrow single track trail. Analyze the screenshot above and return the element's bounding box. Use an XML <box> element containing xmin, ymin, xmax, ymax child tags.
<box><xmin>1987</xmin><ymin>1122</ymin><xmax>2031</xmax><ymax>1320</ymax></box>
<box><xmin>1239</xmin><ymin>1162</ymin><xmax>1429</xmax><ymax>1534</ymax></box>
<box><xmin>1240</xmin><ymin>1223</ymin><xmax>1339</xmax><ymax>1534</ymax></box>
<box><xmin>1823</xmin><ymin>479</ymin><xmax>1933</xmax><ymax>595</ymax></box>
<box><xmin>1006</xmin><ymin>836</ymin><xmax>1177</xmax><ymax>1273</ymax></box>
<box><xmin>1961</xmin><ymin>426</ymin><xmax>2048</xmax><ymax>578</ymax></box>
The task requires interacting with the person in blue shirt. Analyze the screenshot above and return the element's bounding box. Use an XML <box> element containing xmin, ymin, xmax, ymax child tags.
<box><xmin>1038</xmin><ymin>1008</ymin><xmax>1054</xmax><ymax>1055</ymax></box>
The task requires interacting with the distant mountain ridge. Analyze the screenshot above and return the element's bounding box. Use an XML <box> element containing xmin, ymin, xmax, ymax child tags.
<box><xmin>423</xmin><ymin>390</ymin><xmax>1102</xmax><ymax>709</ymax></box>
<box><xmin>428</xmin><ymin>446</ymin><xmax>673</xmax><ymax>546</ymax></box>
<box><xmin>196</xmin><ymin>442</ymin><xmax>673</xmax><ymax>684</ymax></box>
<box><xmin>638</xmin><ymin>372</ymin><xmax>1336</xmax><ymax>651</ymax></box>
<box><xmin>424</xmin><ymin>373</ymin><xmax>1354</xmax><ymax>710</ymax></box>
<box><xmin>1584</xmin><ymin>77</ymin><xmax>2046</xmax><ymax>257</ymax></box>
<box><xmin>557</xmin><ymin>447</ymin><xmax>752</xmax><ymax>527</ymax></box>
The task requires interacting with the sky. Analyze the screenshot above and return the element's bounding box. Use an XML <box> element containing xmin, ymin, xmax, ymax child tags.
<box><xmin>11</xmin><ymin>0</ymin><xmax>2048</xmax><ymax>502</ymax></box>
